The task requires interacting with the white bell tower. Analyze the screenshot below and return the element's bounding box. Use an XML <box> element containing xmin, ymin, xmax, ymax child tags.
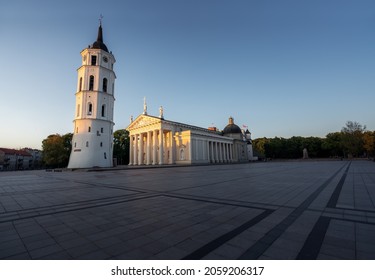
<box><xmin>68</xmin><ymin>22</ymin><xmax>116</xmax><ymax>168</ymax></box>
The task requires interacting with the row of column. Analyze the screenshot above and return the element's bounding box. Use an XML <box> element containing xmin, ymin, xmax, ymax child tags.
<box><xmin>129</xmin><ymin>129</ymin><xmax>175</xmax><ymax>165</ymax></box>
<box><xmin>208</xmin><ymin>141</ymin><xmax>233</xmax><ymax>163</ymax></box>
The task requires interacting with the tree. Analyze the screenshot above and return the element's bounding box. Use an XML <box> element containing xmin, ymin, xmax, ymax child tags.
<box><xmin>341</xmin><ymin>121</ymin><xmax>366</xmax><ymax>157</ymax></box>
<box><xmin>113</xmin><ymin>129</ymin><xmax>130</xmax><ymax>165</ymax></box>
<box><xmin>322</xmin><ymin>132</ymin><xmax>344</xmax><ymax>157</ymax></box>
<box><xmin>363</xmin><ymin>131</ymin><xmax>375</xmax><ymax>158</ymax></box>
<box><xmin>264</xmin><ymin>137</ymin><xmax>288</xmax><ymax>158</ymax></box>
<box><xmin>252</xmin><ymin>137</ymin><xmax>269</xmax><ymax>158</ymax></box>
<box><xmin>42</xmin><ymin>133</ymin><xmax>72</xmax><ymax>168</ymax></box>
<box><xmin>301</xmin><ymin>137</ymin><xmax>325</xmax><ymax>158</ymax></box>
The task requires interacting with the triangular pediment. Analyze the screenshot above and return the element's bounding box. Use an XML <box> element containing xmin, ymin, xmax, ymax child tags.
<box><xmin>126</xmin><ymin>115</ymin><xmax>162</xmax><ymax>131</ymax></box>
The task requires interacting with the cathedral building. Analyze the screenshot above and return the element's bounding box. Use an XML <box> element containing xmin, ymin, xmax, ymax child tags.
<box><xmin>68</xmin><ymin>23</ymin><xmax>116</xmax><ymax>168</ymax></box>
<box><xmin>126</xmin><ymin>106</ymin><xmax>254</xmax><ymax>165</ymax></box>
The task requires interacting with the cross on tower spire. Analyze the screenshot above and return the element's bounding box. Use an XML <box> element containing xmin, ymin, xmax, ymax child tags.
<box><xmin>99</xmin><ymin>14</ymin><xmax>103</xmax><ymax>26</ymax></box>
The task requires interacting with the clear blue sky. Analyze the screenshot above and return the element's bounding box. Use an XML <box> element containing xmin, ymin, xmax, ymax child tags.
<box><xmin>1</xmin><ymin>0</ymin><xmax>374</xmax><ymax>149</ymax></box>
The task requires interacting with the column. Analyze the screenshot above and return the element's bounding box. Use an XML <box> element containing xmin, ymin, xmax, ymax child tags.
<box><xmin>227</xmin><ymin>143</ymin><xmax>230</xmax><ymax>162</ymax></box>
<box><xmin>230</xmin><ymin>144</ymin><xmax>234</xmax><ymax>162</ymax></box>
<box><xmin>223</xmin><ymin>143</ymin><xmax>227</xmax><ymax>163</ymax></box>
<box><xmin>146</xmin><ymin>131</ymin><xmax>151</xmax><ymax>165</ymax></box>
<box><xmin>202</xmin><ymin>140</ymin><xmax>206</xmax><ymax>161</ymax></box>
<box><xmin>208</xmin><ymin>141</ymin><xmax>211</xmax><ymax>163</ymax></box>
<box><xmin>171</xmin><ymin>130</ymin><xmax>176</xmax><ymax>164</ymax></box>
<box><xmin>133</xmin><ymin>134</ymin><xmax>138</xmax><ymax>165</ymax></box>
<box><xmin>217</xmin><ymin>142</ymin><xmax>220</xmax><ymax>163</ymax></box>
<box><xmin>210</xmin><ymin>141</ymin><xmax>214</xmax><ymax>163</ymax></box>
<box><xmin>219</xmin><ymin>142</ymin><xmax>223</xmax><ymax>163</ymax></box>
<box><xmin>215</xmin><ymin>142</ymin><xmax>218</xmax><ymax>163</ymax></box>
<box><xmin>169</xmin><ymin>130</ymin><xmax>175</xmax><ymax>164</ymax></box>
<box><xmin>138</xmin><ymin>133</ymin><xmax>144</xmax><ymax>165</ymax></box>
<box><xmin>188</xmin><ymin>139</ymin><xmax>192</xmax><ymax>163</ymax></box>
<box><xmin>167</xmin><ymin>131</ymin><xmax>170</xmax><ymax>164</ymax></box>
<box><xmin>129</xmin><ymin>135</ymin><xmax>134</xmax><ymax>165</ymax></box>
<box><xmin>226</xmin><ymin>143</ymin><xmax>230</xmax><ymax>162</ymax></box>
<box><xmin>223</xmin><ymin>143</ymin><xmax>226</xmax><ymax>163</ymax></box>
<box><xmin>159</xmin><ymin>129</ymin><xmax>164</xmax><ymax>165</ymax></box>
<box><xmin>153</xmin><ymin>130</ymin><xmax>158</xmax><ymax>165</ymax></box>
<box><xmin>228</xmin><ymin>143</ymin><xmax>232</xmax><ymax>162</ymax></box>
<box><xmin>206</xmin><ymin>140</ymin><xmax>210</xmax><ymax>163</ymax></box>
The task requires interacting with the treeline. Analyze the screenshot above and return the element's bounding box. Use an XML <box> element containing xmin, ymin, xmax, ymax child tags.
<box><xmin>253</xmin><ymin>121</ymin><xmax>375</xmax><ymax>159</ymax></box>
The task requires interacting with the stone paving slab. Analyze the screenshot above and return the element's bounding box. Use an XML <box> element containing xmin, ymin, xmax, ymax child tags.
<box><xmin>0</xmin><ymin>160</ymin><xmax>374</xmax><ymax>259</ymax></box>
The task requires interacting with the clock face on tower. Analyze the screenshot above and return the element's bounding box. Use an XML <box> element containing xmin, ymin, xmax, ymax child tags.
<box><xmin>103</xmin><ymin>56</ymin><xmax>108</xmax><ymax>63</ymax></box>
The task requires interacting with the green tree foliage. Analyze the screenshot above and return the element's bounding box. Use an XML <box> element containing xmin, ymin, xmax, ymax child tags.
<box><xmin>113</xmin><ymin>129</ymin><xmax>130</xmax><ymax>165</ymax></box>
<box><xmin>341</xmin><ymin>121</ymin><xmax>366</xmax><ymax>158</ymax></box>
<box><xmin>252</xmin><ymin>137</ymin><xmax>269</xmax><ymax>157</ymax></box>
<box><xmin>363</xmin><ymin>131</ymin><xmax>375</xmax><ymax>157</ymax></box>
<box><xmin>322</xmin><ymin>132</ymin><xmax>344</xmax><ymax>157</ymax></box>
<box><xmin>256</xmin><ymin>121</ymin><xmax>371</xmax><ymax>159</ymax></box>
<box><xmin>42</xmin><ymin>133</ymin><xmax>72</xmax><ymax>168</ymax></box>
<box><xmin>262</xmin><ymin>136</ymin><xmax>327</xmax><ymax>159</ymax></box>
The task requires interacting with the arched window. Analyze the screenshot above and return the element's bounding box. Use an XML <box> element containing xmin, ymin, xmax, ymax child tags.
<box><xmin>86</xmin><ymin>141</ymin><xmax>89</xmax><ymax>147</ymax></box>
<box><xmin>101</xmin><ymin>105</ymin><xmax>105</xmax><ymax>117</ymax></box>
<box><xmin>102</xmin><ymin>78</ymin><xmax>107</xmax><ymax>92</ymax></box>
<box><xmin>76</xmin><ymin>104</ymin><xmax>80</xmax><ymax>117</ymax></box>
<box><xmin>89</xmin><ymin>75</ymin><xmax>94</xmax><ymax>91</ymax></box>
<box><xmin>100</xmin><ymin>142</ymin><xmax>103</xmax><ymax>147</ymax></box>
<box><xmin>87</xmin><ymin>103</ymin><xmax>92</xmax><ymax>115</ymax></box>
<box><xmin>88</xmin><ymin>126</ymin><xmax>91</xmax><ymax>132</ymax></box>
<box><xmin>79</xmin><ymin>77</ymin><xmax>82</xmax><ymax>92</ymax></box>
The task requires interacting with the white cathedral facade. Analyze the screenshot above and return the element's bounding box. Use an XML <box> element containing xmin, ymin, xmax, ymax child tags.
<box><xmin>68</xmin><ymin>23</ymin><xmax>116</xmax><ymax>168</ymax></box>
<box><xmin>126</xmin><ymin>107</ymin><xmax>255</xmax><ymax>165</ymax></box>
<box><xmin>67</xmin><ymin>23</ymin><xmax>254</xmax><ymax>168</ymax></box>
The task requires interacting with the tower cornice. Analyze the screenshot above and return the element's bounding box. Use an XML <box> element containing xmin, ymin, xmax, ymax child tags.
<box><xmin>76</xmin><ymin>64</ymin><xmax>116</xmax><ymax>76</ymax></box>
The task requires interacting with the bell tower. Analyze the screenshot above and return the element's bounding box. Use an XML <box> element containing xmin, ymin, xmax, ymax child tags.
<box><xmin>68</xmin><ymin>22</ymin><xmax>116</xmax><ymax>168</ymax></box>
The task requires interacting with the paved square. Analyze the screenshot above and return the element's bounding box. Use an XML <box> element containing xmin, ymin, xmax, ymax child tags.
<box><xmin>0</xmin><ymin>160</ymin><xmax>374</xmax><ymax>259</ymax></box>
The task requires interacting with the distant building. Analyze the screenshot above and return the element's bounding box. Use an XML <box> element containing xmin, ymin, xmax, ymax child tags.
<box><xmin>23</xmin><ymin>148</ymin><xmax>43</xmax><ymax>169</ymax></box>
<box><xmin>243</xmin><ymin>129</ymin><xmax>257</xmax><ymax>161</ymax></box>
<box><xmin>0</xmin><ymin>148</ymin><xmax>34</xmax><ymax>171</ymax></box>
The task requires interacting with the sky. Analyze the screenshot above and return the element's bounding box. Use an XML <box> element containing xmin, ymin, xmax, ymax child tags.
<box><xmin>1</xmin><ymin>0</ymin><xmax>374</xmax><ymax>149</ymax></box>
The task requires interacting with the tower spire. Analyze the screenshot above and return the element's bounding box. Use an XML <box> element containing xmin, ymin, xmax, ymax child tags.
<box><xmin>97</xmin><ymin>14</ymin><xmax>104</xmax><ymax>42</ymax></box>
<box><xmin>92</xmin><ymin>16</ymin><xmax>108</xmax><ymax>52</ymax></box>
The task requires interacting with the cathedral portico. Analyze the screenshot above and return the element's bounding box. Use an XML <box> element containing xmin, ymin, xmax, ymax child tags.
<box><xmin>128</xmin><ymin>124</ymin><xmax>176</xmax><ymax>166</ymax></box>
